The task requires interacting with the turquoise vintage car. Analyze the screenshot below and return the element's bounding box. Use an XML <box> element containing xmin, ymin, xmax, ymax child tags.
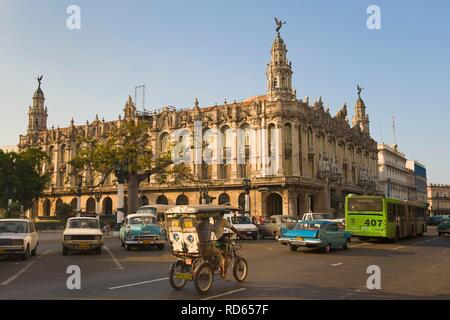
<box><xmin>119</xmin><ymin>213</ymin><xmax>166</xmax><ymax>250</ymax></box>
<box><xmin>437</xmin><ymin>219</ymin><xmax>450</xmax><ymax>237</ymax></box>
<box><xmin>279</xmin><ymin>220</ymin><xmax>351</xmax><ymax>253</ymax></box>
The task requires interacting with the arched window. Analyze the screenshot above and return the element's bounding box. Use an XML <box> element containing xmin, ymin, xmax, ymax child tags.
<box><xmin>266</xmin><ymin>193</ymin><xmax>283</xmax><ymax>216</ymax></box>
<box><xmin>176</xmin><ymin>194</ymin><xmax>189</xmax><ymax>205</ymax></box>
<box><xmin>160</xmin><ymin>132</ymin><xmax>170</xmax><ymax>153</ymax></box>
<box><xmin>55</xmin><ymin>199</ymin><xmax>63</xmax><ymax>214</ymax></box>
<box><xmin>140</xmin><ymin>196</ymin><xmax>149</xmax><ymax>206</ymax></box>
<box><xmin>43</xmin><ymin>199</ymin><xmax>51</xmax><ymax>216</ymax></box>
<box><xmin>86</xmin><ymin>197</ymin><xmax>96</xmax><ymax>214</ymax></box>
<box><xmin>48</xmin><ymin>146</ymin><xmax>54</xmax><ymax>164</ymax></box>
<box><xmin>268</xmin><ymin>124</ymin><xmax>276</xmax><ymax>174</ymax></box>
<box><xmin>102</xmin><ymin>197</ymin><xmax>113</xmax><ymax>214</ymax></box>
<box><xmin>70</xmin><ymin>198</ymin><xmax>78</xmax><ymax>211</ymax></box>
<box><xmin>156</xmin><ymin>195</ymin><xmax>169</xmax><ymax>205</ymax></box>
<box><xmin>60</xmin><ymin>144</ymin><xmax>66</xmax><ymax>163</ymax></box>
<box><xmin>238</xmin><ymin>193</ymin><xmax>246</xmax><ymax>211</ymax></box>
<box><xmin>284</xmin><ymin>123</ymin><xmax>292</xmax><ymax>176</ymax></box>
<box><xmin>218</xmin><ymin>193</ymin><xmax>230</xmax><ymax>205</ymax></box>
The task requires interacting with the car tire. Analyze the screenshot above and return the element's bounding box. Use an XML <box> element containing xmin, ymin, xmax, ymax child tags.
<box><xmin>21</xmin><ymin>245</ymin><xmax>30</xmax><ymax>261</ymax></box>
<box><xmin>289</xmin><ymin>244</ymin><xmax>299</xmax><ymax>251</ymax></box>
<box><xmin>95</xmin><ymin>247</ymin><xmax>102</xmax><ymax>255</ymax></box>
<box><xmin>62</xmin><ymin>247</ymin><xmax>69</xmax><ymax>256</ymax></box>
<box><xmin>157</xmin><ymin>244</ymin><xmax>165</xmax><ymax>251</ymax></box>
<box><xmin>343</xmin><ymin>239</ymin><xmax>350</xmax><ymax>250</ymax></box>
<box><xmin>438</xmin><ymin>232</ymin><xmax>442</xmax><ymax>237</ymax></box>
<box><xmin>323</xmin><ymin>244</ymin><xmax>331</xmax><ymax>253</ymax></box>
<box><xmin>124</xmin><ymin>242</ymin><xmax>131</xmax><ymax>251</ymax></box>
<box><xmin>31</xmin><ymin>242</ymin><xmax>38</xmax><ymax>256</ymax></box>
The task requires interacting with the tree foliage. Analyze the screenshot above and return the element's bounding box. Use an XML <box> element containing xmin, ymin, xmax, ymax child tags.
<box><xmin>0</xmin><ymin>148</ymin><xmax>50</xmax><ymax>210</ymax></box>
<box><xmin>68</xmin><ymin>120</ymin><xmax>198</xmax><ymax>214</ymax></box>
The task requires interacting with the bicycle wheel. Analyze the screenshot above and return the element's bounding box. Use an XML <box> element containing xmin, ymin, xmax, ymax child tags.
<box><xmin>169</xmin><ymin>260</ymin><xmax>188</xmax><ymax>290</ymax></box>
<box><xmin>194</xmin><ymin>262</ymin><xmax>214</xmax><ymax>294</ymax></box>
<box><xmin>233</xmin><ymin>256</ymin><xmax>248</xmax><ymax>283</ymax></box>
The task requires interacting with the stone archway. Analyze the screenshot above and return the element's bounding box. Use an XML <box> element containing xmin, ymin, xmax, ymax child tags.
<box><xmin>102</xmin><ymin>197</ymin><xmax>113</xmax><ymax>214</ymax></box>
<box><xmin>70</xmin><ymin>198</ymin><xmax>78</xmax><ymax>211</ymax></box>
<box><xmin>140</xmin><ymin>196</ymin><xmax>149</xmax><ymax>206</ymax></box>
<box><xmin>266</xmin><ymin>193</ymin><xmax>283</xmax><ymax>216</ymax></box>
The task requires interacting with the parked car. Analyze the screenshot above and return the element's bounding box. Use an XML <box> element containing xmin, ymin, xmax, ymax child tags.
<box><xmin>0</xmin><ymin>219</ymin><xmax>39</xmax><ymax>260</ymax></box>
<box><xmin>279</xmin><ymin>220</ymin><xmax>352</xmax><ymax>253</ymax></box>
<box><xmin>437</xmin><ymin>219</ymin><xmax>450</xmax><ymax>236</ymax></box>
<box><xmin>428</xmin><ymin>216</ymin><xmax>444</xmax><ymax>226</ymax></box>
<box><xmin>62</xmin><ymin>217</ymin><xmax>103</xmax><ymax>255</ymax></box>
<box><xmin>224</xmin><ymin>213</ymin><xmax>259</xmax><ymax>240</ymax></box>
<box><xmin>119</xmin><ymin>213</ymin><xmax>166</xmax><ymax>250</ymax></box>
<box><xmin>258</xmin><ymin>215</ymin><xmax>299</xmax><ymax>239</ymax></box>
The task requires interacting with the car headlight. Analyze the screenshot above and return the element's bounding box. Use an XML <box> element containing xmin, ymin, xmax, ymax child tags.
<box><xmin>95</xmin><ymin>235</ymin><xmax>102</xmax><ymax>241</ymax></box>
<box><xmin>11</xmin><ymin>239</ymin><xmax>24</xmax><ymax>245</ymax></box>
<box><xmin>64</xmin><ymin>235</ymin><xmax>71</xmax><ymax>241</ymax></box>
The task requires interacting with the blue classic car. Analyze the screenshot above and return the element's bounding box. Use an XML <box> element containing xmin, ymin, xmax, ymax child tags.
<box><xmin>119</xmin><ymin>213</ymin><xmax>166</xmax><ymax>250</ymax></box>
<box><xmin>279</xmin><ymin>220</ymin><xmax>351</xmax><ymax>253</ymax></box>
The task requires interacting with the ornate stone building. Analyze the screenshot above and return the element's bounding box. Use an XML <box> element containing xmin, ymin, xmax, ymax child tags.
<box><xmin>428</xmin><ymin>184</ymin><xmax>450</xmax><ymax>216</ymax></box>
<box><xmin>19</xmin><ymin>30</ymin><xmax>378</xmax><ymax>219</ymax></box>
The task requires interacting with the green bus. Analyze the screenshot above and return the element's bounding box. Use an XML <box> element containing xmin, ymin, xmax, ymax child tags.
<box><xmin>345</xmin><ymin>195</ymin><xmax>427</xmax><ymax>241</ymax></box>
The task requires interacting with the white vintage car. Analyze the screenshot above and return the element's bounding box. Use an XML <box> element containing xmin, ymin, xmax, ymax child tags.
<box><xmin>0</xmin><ymin>219</ymin><xmax>39</xmax><ymax>260</ymax></box>
<box><xmin>62</xmin><ymin>217</ymin><xmax>103</xmax><ymax>255</ymax></box>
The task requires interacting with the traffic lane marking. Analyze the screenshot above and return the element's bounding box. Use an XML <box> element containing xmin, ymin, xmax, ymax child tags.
<box><xmin>331</xmin><ymin>262</ymin><xmax>343</xmax><ymax>266</ymax></box>
<box><xmin>1</xmin><ymin>249</ymin><xmax>51</xmax><ymax>286</ymax></box>
<box><xmin>108</xmin><ymin>277</ymin><xmax>169</xmax><ymax>290</ymax></box>
<box><xmin>350</xmin><ymin>242</ymin><xmax>372</xmax><ymax>248</ymax></box>
<box><xmin>104</xmin><ymin>245</ymin><xmax>124</xmax><ymax>270</ymax></box>
<box><xmin>391</xmin><ymin>246</ymin><xmax>405</xmax><ymax>251</ymax></box>
<box><xmin>202</xmin><ymin>288</ymin><xmax>247</xmax><ymax>300</ymax></box>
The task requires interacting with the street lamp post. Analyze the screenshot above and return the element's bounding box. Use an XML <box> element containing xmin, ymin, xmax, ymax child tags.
<box><xmin>76</xmin><ymin>175</ymin><xmax>82</xmax><ymax>217</ymax></box>
<box><xmin>114</xmin><ymin>161</ymin><xmax>128</xmax><ymax>224</ymax></box>
<box><xmin>94</xmin><ymin>192</ymin><xmax>102</xmax><ymax>216</ymax></box>
<box><xmin>243</xmin><ymin>178</ymin><xmax>251</xmax><ymax>216</ymax></box>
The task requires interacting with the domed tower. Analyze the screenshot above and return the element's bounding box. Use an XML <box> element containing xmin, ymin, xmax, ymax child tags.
<box><xmin>266</xmin><ymin>22</ymin><xmax>296</xmax><ymax>102</ymax></box>
<box><xmin>352</xmin><ymin>85</ymin><xmax>370</xmax><ymax>135</ymax></box>
<box><xmin>27</xmin><ymin>75</ymin><xmax>48</xmax><ymax>134</ymax></box>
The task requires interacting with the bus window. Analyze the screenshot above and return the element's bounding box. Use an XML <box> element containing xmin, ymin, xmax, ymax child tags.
<box><xmin>388</xmin><ymin>204</ymin><xmax>398</xmax><ymax>222</ymax></box>
<box><xmin>348</xmin><ymin>198</ymin><xmax>383</xmax><ymax>212</ymax></box>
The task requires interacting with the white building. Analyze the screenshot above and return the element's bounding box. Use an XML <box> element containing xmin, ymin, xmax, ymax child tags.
<box><xmin>378</xmin><ymin>144</ymin><xmax>416</xmax><ymax>201</ymax></box>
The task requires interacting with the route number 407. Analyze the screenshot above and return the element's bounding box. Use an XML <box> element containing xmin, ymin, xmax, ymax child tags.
<box><xmin>364</xmin><ymin>219</ymin><xmax>382</xmax><ymax>227</ymax></box>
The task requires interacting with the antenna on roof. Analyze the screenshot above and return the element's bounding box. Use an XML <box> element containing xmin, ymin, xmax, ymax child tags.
<box><xmin>392</xmin><ymin>115</ymin><xmax>397</xmax><ymax>145</ymax></box>
<box><xmin>134</xmin><ymin>85</ymin><xmax>146</xmax><ymax>111</ymax></box>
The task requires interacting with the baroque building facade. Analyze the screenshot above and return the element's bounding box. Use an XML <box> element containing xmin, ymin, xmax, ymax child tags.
<box><xmin>427</xmin><ymin>184</ymin><xmax>450</xmax><ymax>216</ymax></box>
<box><xmin>19</xmin><ymin>31</ymin><xmax>378</xmax><ymax>219</ymax></box>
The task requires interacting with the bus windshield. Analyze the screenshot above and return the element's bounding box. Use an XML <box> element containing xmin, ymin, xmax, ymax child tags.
<box><xmin>348</xmin><ymin>198</ymin><xmax>383</xmax><ymax>212</ymax></box>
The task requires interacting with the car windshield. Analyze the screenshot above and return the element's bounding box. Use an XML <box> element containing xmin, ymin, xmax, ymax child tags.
<box><xmin>231</xmin><ymin>216</ymin><xmax>252</xmax><ymax>224</ymax></box>
<box><xmin>312</xmin><ymin>213</ymin><xmax>333</xmax><ymax>219</ymax></box>
<box><xmin>280</xmin><ymin>217</ymin><xmax>297</xmax><ymax>223</ymax></box>
<box><xmin>295</xmin><ymin>222</ymin><xmax>321</xmax><ymax>230</ymax></box>
<box><xmin>68</xmin><ymin>219</ymin><xmax>99</xmax><ymax>229</ymax></box>
<box><xmin>129</xmin><ymin>216</ymin><xmax>156</xmax><ymax>225</ymax></box>
<box><xmin>0</xmin><ymin>221</ymin><xmax>28</xmax><ymax>233</ymax></box>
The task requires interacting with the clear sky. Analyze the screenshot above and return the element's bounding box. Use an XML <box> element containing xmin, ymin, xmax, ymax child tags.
<box><xmin>0</xmin><ymin>0</ymin><xmax>449</xmax><ymax>183</ymax></box>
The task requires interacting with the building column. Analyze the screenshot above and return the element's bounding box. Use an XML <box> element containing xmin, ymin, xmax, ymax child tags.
<box><xmin>231</xmin><ymin>122</ymin><xmax>239</xmax><ymax>179</ymax></box>
<box><xmin>276</xmin><ymin>124</ymin><xmax>283</xmax><ymax>176</ymax></box>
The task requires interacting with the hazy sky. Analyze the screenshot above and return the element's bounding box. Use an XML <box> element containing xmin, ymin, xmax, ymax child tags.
<box><xmin>0</xmin><ymin>0</ymin><xmax>449</xmax><ymax>183</ymax></box>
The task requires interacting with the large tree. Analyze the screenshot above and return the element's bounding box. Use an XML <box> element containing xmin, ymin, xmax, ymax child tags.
<box><xmin>69</xmin><ymin>120</ymin><xmax>196</xmax><ymax>215</ymax></box>
<box><xmin>0</xmin><ymin>148</ymin><xmax>50</xmax><ymax>211</ymax></box>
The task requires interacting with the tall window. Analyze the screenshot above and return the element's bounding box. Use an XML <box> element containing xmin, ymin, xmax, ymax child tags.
<box><xmin>202</xmin><ymin>128</ymin><xmax>213</xmax><ymax>180</ymax></box>
<box><xmin>220</xmin><ymin>126</ymin><xmax>231</xmax><ymax>179</ymax></box>
<box><xmin>284</xmin><ymin>123</ymin><xmax>292</xmax><ymax>176</ymax></box>
<box><xmin>160</xmin><ymin>132</ymin><xmax>170</xmax><ymax>153</ymax></box>
<box><xmin>298</xmin><ymin>125</ymin><xmax>303</xmax><ymax>176</ymax></box>
<box><xmin>239</xmin><ymin>124</ymin><xmax>251</xmax><ymax>178</ymax></box>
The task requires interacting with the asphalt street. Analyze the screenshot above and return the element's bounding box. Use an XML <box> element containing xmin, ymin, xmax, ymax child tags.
<box><xmin>0</xmin><ymin>227</ymin><xmax>449</xmax><ymax>300</ymax></box>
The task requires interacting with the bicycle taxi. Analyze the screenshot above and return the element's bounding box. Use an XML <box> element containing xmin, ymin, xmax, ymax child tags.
<box><xmin>165</xmin><ymin>205</ymin><xmax>248</xmax><ymax>294</ymax></box>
